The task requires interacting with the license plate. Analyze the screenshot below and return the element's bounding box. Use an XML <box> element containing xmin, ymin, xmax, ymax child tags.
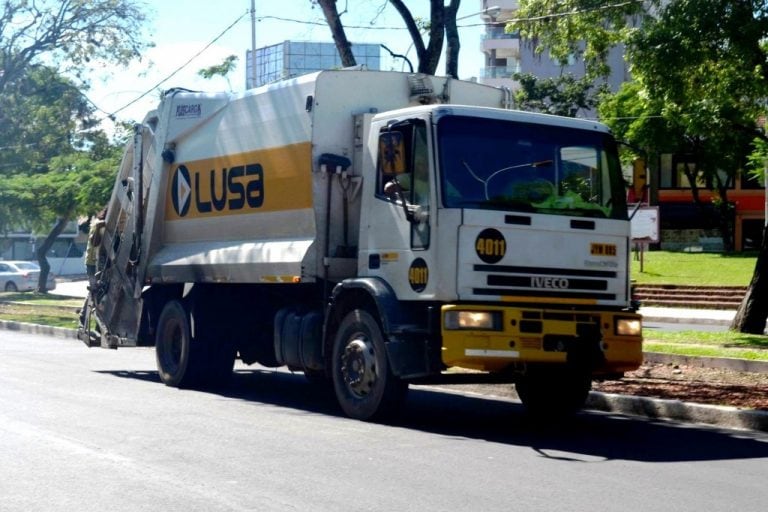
<box><xmin>590</xmin><ymin>243</ymin><xmax>617</xmax><ymax>256</ymax></box>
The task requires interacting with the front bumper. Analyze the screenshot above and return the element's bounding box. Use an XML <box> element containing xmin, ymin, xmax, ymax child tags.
<box><xmin>441</xmin><ymin>304</ymin><xmax>642</xmax><ymax>374</ymax></box>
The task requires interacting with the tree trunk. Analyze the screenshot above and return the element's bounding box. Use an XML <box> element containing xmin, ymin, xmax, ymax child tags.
<box><xmin>35</xmin><ymin>216</ymin><xmax>70</xmax><ymax>294</ymax></box>
<box><xmin>731</xmin><ymin>223</ymin><xmax>768</xmax><ymax>333</ymax></box>
<box><xmin>714</xmin><ymin>173</ymin><xmax>735</xmax><ymax>252</ymax></box>
<box><xmin>444</xmin><ymin>0</ymin><xmax>461</xmax><ymax>79</ymax></box>
<box><xmin>420</xmin><ymin>0</ymin><xmax>446</xmax><ymax>75</ymax></box>
<box><xmin>389</xmin><ymin>0</ymin><xmax>427</xmax><ymax>67</ymax></box>
<box><xmin>316</xmin><ymin>0</ymin><xmax>357</xmax><ymax>67</ymax></box>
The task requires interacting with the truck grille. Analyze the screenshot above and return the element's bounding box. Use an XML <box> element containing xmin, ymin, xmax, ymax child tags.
<box><xmin>472</xmin><ymin>264</ymin><xmax>617</xmax><ymax>301</ymax></box>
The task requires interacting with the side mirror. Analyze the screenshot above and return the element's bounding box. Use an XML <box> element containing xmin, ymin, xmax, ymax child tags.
<box><xmin>379</xmin><ymin>131</ymin><xmax>406</xmax><ymax>177</ymax></box>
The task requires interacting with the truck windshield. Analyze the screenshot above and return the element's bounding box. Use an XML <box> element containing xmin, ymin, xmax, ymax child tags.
<box><xmin>437</xmin><ymin>115</ymin><xmax>627</xmax><ymax>219</ymax></box>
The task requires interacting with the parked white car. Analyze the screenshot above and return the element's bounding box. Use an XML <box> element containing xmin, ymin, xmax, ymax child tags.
<box><xmin>0</xmin><ymin>261</ymin><xmax>57</xmax><ymax>292</ymax></box>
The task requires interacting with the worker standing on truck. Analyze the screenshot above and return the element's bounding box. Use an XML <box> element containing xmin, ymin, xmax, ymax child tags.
<box><xmin>84</xmin><ymin>208</ymin><xmax>107</xmax><ymax>290</ymax></box>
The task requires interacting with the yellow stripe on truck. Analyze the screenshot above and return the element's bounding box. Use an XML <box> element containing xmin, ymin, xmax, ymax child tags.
<box><xmin>165</xmin><ymin>142</ymin><xmax>313</xmax><ymax>221</ymax></box>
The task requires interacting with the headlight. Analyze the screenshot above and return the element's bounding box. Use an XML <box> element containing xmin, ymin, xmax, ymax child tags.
<box><xmin>615</xmin><ymin>317</ymin><xmax>642</xmax><ymax>336</ymax></box>
<box><xmin>444</xmin><ymin>310</ymin><xmax>502</xmax><ymax>330</ymax></box>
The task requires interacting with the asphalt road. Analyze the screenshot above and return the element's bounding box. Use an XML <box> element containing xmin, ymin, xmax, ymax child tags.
<box><xmin>1</xmin><ymin>330</ymin><xmax>767</xmax><ymax>512</ymax></box>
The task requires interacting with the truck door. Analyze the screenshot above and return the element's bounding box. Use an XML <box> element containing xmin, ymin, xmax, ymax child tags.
<box><xmin>361</xmin><ymin>119</ymin><xmax>435</xmax><ymax>298</ymax></box>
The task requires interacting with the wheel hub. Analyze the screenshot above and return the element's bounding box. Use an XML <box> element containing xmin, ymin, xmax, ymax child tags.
<box><xmin>341</xmin><ymin>336</ymin><xmax>377</xmax><ymax>398</ymax></box>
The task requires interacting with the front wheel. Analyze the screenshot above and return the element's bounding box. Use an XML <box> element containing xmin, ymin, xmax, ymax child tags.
<box><xmin>515</xmin><ymin>367</ymin><xmax>592</xmax><ymax>419</ymax></box>
<box><xmin>331</xmin><ymin>309</ymin><xmax>408</xmax><ymax>421</ymax></box>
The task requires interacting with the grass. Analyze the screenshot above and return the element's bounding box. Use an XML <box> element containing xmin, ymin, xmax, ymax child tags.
<box><xmin>0</xmin><ymin>292</ymin><xmax>83</xmax><ymax>329</ymax></box>
<box><xmin>631</xmin><ymin>250</ymin><xmax>756</xmax><ymax>286</ymax></box>
<box><xmin>630</xmin><ymin>250</ymin><xmax>768</xmax><ymax>360</ymax></box>
<box><xmin>644</xmin><ymin>329</ymin><xmax>768</xmax><ymax>361</ymax></box>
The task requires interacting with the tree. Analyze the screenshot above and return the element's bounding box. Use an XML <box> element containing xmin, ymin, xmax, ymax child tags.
<box><xmin>314</xmin><ymin>0</ymin><xmax>463</xmax><ymax>78</ymax></box>
<box><xmin>0</xmin><ymin>0</ymin><xmax>149</xmax><ymax>94</ymax></box>
<box><xmin>0</xmin><ymin>0</ymin><xmax>147</xmax><ymax>291</ymax></box>
<box><xmin>513</xmin><ymin>72</ymin><xmax>609</xmax><ymax>117</ymax></box>
<box><xmin>314</xmin><ymin>0</ymin><xmax>357</xmax><ymax>67</ymax></box>
<box><xmin>0</xmin><ymin>64</ymin><xmax>124</xmax><ymax>292</ymax></box>
<box><xmin>0</xmin><ymin>65</ymin><xmax>90</xmax><ymax>230</ymax></box>
<box><xmin>1</xmin><ymin>150</ymin><xmax>119</xmax><ymax>290</ymax></box>
<box><xmin>509</xmin><ymin>0</ymin><xmax>655</xmax><ymax>79</ymax></box>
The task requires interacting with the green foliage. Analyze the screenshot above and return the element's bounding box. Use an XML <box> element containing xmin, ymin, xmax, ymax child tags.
<box><xmin>627</xmin><ymin>0</ymin><xmax>768</xmax><ymax>177</ymax></box>
<box><xmin>198</xmin><ymin>55</ymin><xmax>239</xmax><ymax>88</ymax></box>
<box><xmin>599</xmin><ymin>81</ymin><xmax>677</xmax><ymax>159</ymax></box>
<box><xmin>0</xmin><ymin>0</ymin><xmax>149</xmax><ymax>93</ymax></box>
<box><xmin>0</xmin><ymin>65</ymin><xmax>87</xmax><ymax>176</ymax></box>
<box><xmin>0</xmin><ymin>63</ymin><xmax>120</xmax><ymax>234</ymax></box>
<box><xmin>514</xmin><ymin>72</ymin><xmax>609</xmax><ymax>117</ymax></box>
<box><xmin>510</xmin><ymin>0</ymin><xmax>656</xmax><ymax>79</ymax></box>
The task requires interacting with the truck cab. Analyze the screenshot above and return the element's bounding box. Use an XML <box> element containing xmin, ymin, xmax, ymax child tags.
<box><xmin>329</xmin><ymin>105</ymin><xmax>641</xmax><ymax>418</ymax></box>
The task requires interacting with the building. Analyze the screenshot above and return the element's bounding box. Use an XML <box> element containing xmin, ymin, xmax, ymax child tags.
<box><xmin>656</xmin><ymin>157</ymin><xmax>765</xmax><ymax>252</ymax></box>
<box><xmin>246</xmin><ymin>41</ymin><xmax>381</xmax><ymax>89</ymax></box>
<box><xmin>478</xmin><ymin>0</ymin><xmax>628</xmax><ymax>96</ymax></box>
<box><xmin>0</xmin><ymin>221</ymin><xmax>87</xmax><ymax>275</ymax></box>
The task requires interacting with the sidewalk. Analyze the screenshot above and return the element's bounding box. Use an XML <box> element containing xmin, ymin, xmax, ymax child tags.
<box><xmin>639</xmin><ymin>306</ymin><xmax>735</xmax><ymax>326</ymax></box>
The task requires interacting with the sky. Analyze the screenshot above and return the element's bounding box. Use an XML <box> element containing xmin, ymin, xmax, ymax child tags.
<box><xmin>85</xmin><ymin>0</ymin><xmax>489</xmax><ymax>128</ymax></box>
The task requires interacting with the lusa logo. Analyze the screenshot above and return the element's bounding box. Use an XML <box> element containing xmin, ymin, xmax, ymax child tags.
<box><xmin>170</xmin><ymin>163</ymin><xmax>264</xmax><ymax>218</ymax></box>
<box><xmin>171</xmin><ymin>165</ymin><xmax>192</xmax><ymax>217</ymax></box>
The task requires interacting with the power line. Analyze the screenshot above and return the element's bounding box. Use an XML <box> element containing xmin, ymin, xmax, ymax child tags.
<box><xmin>460</xmin><ymin>0</ymin><xmax>646</xmax><ymax>27</ymax></box>
<box><xmin>101</xmin><ymin>10</ymin><xmax>250</xmax><ymax>121</ymax></box>
<box><xmin>81</xmin><ymin>2</ymin><xmax>647</xmax><ymax>125</ymax></box>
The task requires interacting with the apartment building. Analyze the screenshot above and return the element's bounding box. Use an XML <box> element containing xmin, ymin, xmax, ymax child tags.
<box><xmin>478</xmin><ymin>0</ymin><xmax>628</xmax><ymax>97</ymax></box>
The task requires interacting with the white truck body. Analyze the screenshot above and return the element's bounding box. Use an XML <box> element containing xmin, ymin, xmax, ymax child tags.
<box><xmin>142</xmin><ymin>71</ymin><xmax>507</xmax><ymax>286</ymax></box>
<box><xmin>80</xmin><ymin>69</ymin><xmax>642</xmax><ymax>421</ymax></box>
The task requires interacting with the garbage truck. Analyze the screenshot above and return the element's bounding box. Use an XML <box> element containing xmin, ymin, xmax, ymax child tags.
<box><xmin>78</xmin><ymin>69</ymin><xmax>642</xmax><ymax>421</ymax></box>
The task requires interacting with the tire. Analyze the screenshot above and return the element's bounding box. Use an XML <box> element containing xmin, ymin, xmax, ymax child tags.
<box><xmin>188</xmin><ymin>298</ymin><xmax>237</xmax><ymax>388</ymax></box>
<box><xmin>331</xmin><ymin>309</ymin><xmax>408</xmax><ymax>421</ymax></box>
<box><xmin>4</xmin><ymin>281</ymin><xmax>18</xmax><ymax>292</ymax></box>
<box><xmin>155</xmin><ymin>300</ymin><xmax>205</xmax><ymax>388</ymax></box>
<box><xmin>203</xmin><ymin>336</ymin><xmax>237</xmax><ymax>388</ymax></box>
<box><xmin>515</xmin><ymin>367</ymin><xmax>592</xmax><ymax>419</ymax></box>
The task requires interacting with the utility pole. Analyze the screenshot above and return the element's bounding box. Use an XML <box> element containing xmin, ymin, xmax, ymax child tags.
<box><xmin>250</xmin><ymin>0</ymin><xmax>257</xmax><ymax>88</ymax></box>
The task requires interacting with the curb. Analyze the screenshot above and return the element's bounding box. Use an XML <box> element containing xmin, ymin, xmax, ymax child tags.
<box><xmin>1</xmin><ymin>320</ymin><xmax>766</xmax><ymax>433</ymax></box>
<box><xmin>644</xmin><ymin>351</ymin><xmax>768</xmax><ymax>374</ymax></box>
<box><xmin>587</xmin><ymin>392</ymin><xmax>768</xmax><ymax>432</ymax></box>
<box><xmin>0</xmin><ymin>319</ymin><xmax>78</xmax><ymax>340</ymax></box>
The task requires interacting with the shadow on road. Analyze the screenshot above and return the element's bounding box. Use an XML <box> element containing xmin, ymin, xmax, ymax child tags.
<box><xmin>98</xmin><ymin>367</ymin><xmax>768</xmax><ymax>464</ymax></box>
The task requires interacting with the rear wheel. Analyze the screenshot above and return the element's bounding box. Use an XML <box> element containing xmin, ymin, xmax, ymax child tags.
<box><xmin>331</xmin><ymin>309</ymin><xmax>408</xmax><ymax>421</ymax></box>
<box><xmin>155</xmin><ymin>300</ymin><xmax>205</xmax><ymax>388</ymax></box>
<box><xmin>4</xmin><ymin>281</ymin><xmax>17</xmax><ymax>292</ymax></box>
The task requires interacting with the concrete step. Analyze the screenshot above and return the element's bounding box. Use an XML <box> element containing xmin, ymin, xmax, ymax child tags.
<box><xmin>632</xmin><ymin>285</ymin><xmax>746</xmax><ymax>310</ymax></box>
<box><xmin>637</xmin><ymin>299</ymin><xmax>741</xmax><ymax>310</ymax></box>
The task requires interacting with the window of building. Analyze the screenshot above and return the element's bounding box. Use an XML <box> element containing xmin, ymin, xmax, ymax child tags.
<box><xmin>659</xmin><ymin>154</ymin><xmax>733</xmax><ymax>190</ymax></box>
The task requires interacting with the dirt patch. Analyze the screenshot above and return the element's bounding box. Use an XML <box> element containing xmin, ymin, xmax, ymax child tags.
<box><xmin>593</xmin><ymin>362</ymin><xmax>768</xmax><ymax>410</ymax></box>
<box><xmin>431</xmin><ymin>362</ymin><xmax>768</xmax><ymax>411</ymax></box>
